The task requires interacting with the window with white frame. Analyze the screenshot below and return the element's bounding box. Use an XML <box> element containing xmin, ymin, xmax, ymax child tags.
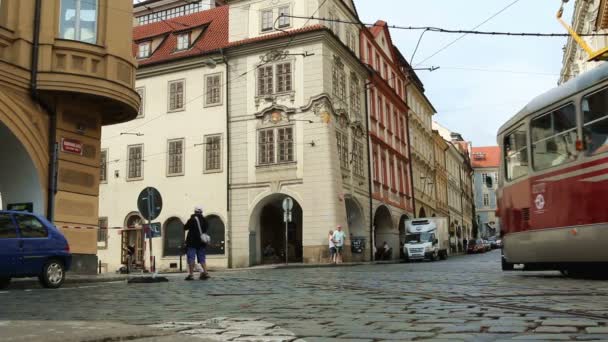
<box><xmin>168</xmin><ymin>80</ymin><xmax>185</xmax><ymax>111</ymax></box>
<box><xmin>329</xmin><ymin>12</ymin><xmax>340</xmax><ymax>38</ymax></box>
<box><xmin>138</xmin><ymin>42</ymin><xmax>151</xmax><ymax>59</ymax></box>
<box><xmin>97</xmin><ymin>217</ymin><xmax>108</xmax><ymax>246</ymax></box>
<box><xmin>127</xmin><ymin>144</ymin><xmax>143</xmax><ymax>180</ymax></box>
<box><xmin>260</xmin><ymin>6</ymin><xmax>291</xmax><ymax>33</ymax></box>
<box><xmin>352</xmin><ymin>139</ymin><xmax>364</xmax><ymax>177</ymax></box>
<box><xmin>258</xmin><ymin>128</ymin><xmax>275</xmax><ymax>165</ymax></box>
<box><xmin>276</xmin><ymin>62</ymin><xmax>292</xmax><ymax>93</ymax></box>
<box><xmin>337</xmin><ymin>131</ymin><xmax>349</xmax><ymax>169</ymax></box>
<box><xmin>100</xmin><ymin>149</ymin><xmax>107</xmax><ymax>183</ymax></box>
<box><xmin>278</xmin><ymin>6</ymin><xmax>290</xmax><ymax>28</ymax></box>
<box><xmin>205</xmin><ymin>135</ymin><xmax>222</xmax><ymax>172</ymax></box>
<box><xmin>176</xmin><ymin>33</ymin><xmax>190</xmax><ymax>51</ymax></box>
<box><xmin>167</xmin><ymin>139</ymin><xmax>184</xmax><ymax>176</ymax></box>
<box><xmin>59</xmin><ymin>0</ymin><xmax>98</xmax><ymax>44</ymax></box>
<box><xmin>349</xmin><ymin>73</ymin><xmax>361</xmax><ymax>117</ymax></box>
<box><xmin>257</xmin><ymin>62</ymin><xmax>293</xmax><ymax>96</ymax></box>
<box><xmin>205</xmin><ymin>74</ymin><xmax>222</xmax><ymax>106</ymax></box>
<box><xmin>483</xmin><ymin>193</ymin><xmax>490</xmax><ymax>207</ymax></box>
<box><xmin>136</xmin><ymin>88</ymin><xmax>145</xmax><ymax>118</ymax></box>
<box><xmin>258</xmin><ymin>65</ymin><xmax>273</xmax><ymax>96</ymax></box>
<box><xmin>332</xmin><ymin>57</ymin><xmax>346</xmax><ymax>102</ymax></box>
<box><xmin>481</xmin><ymin>173</ymin><xmax>488</xmax><ymax>186</ymax></box>
<box><xmin>261</xmin><ymin>9</ymin><xmax>274</xmax><ymax>32</ymax></box>
<box><xmin>277</xmin><ymin>127</ymin><xmax>294</xmax><ymax>163</ymax></box>
<box><xmin>258</xmin><ymin>126</ymin><xmax>294</xmax><ymax>166</ymax></box>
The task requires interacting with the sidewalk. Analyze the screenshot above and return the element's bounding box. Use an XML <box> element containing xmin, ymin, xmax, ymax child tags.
<box><xmin>0</xmin><ymin>320</ymin><xmax>213</xmax><ymax>342</ymax></box>
<box><xmin>8</xmin><ymin>257</ymin><xmax>449</xmax><ymax>287</ymax></box>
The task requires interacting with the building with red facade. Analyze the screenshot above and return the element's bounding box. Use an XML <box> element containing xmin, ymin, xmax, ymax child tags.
<box><xmin>361</xmin><ymin>21</ymin><xmax>414</xmax><ymax>259</ymax></box>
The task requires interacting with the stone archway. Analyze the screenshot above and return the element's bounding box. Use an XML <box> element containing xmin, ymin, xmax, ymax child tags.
<box><xmin>345</xmin><ymin>197</ymin><xmax>366</xmax><ymax>259</ymax></box>
<box><xmin>0</xmin><ymin>122</ymin><xmax>44</xmax><ymax>214</ymax></box>
<box><xmin>249</xmin><ymin>193</ymin><xmax>303</xmax><ymax>265</ymax></box>
<box><xmin>374</xmin><ymin>205</ymin><xmax>397</xmax><ymax>260</ymax></box>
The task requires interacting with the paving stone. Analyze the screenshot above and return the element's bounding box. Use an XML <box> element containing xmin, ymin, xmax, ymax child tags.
<box><xmin>439</xmin><ymin>324</ymin><xmax>483</xmax><ymax>333</ymax></box>
<box><xmin>534</xmin><ymin>326</ymin><xmax>578</xmax><ymax>333</ymax></box>
<box><xmin>511</xmin><ymin>334</ymin><xmax>572</xmax><ymax>340</ymax></box>
<box><xmin>180</xmin><ymin>329</ymin><xmax>227</xmax><ymax>335</ymax></box>
<box><xmin>415</xmin><ymin>318</ymin><xmax>468</xmax><ymax>324</ymax></box>
<box><xmin>337</xmin><ymin>332</ymin><xmax>434</xmax><ymax>340</ymax></box>
<box><xmin>487</xmin><ymin>325</ymin><xmax>529</xmax><ymax>333</ymax></box>
<box><xmin>233</xmin><ymin>337</ymin><xmax>296</xmax><ymax>342</ymax></box>
<box><xmin>542</xmin><ymin>319</ymin><xmax>599</xmax><ymax>327</ymax></box>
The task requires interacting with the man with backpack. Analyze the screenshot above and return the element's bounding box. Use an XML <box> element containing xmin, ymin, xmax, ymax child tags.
<box><xmin>184</xmin><ymin>206</ymin><xmax>210</xmax><ymax>280</ymax></box>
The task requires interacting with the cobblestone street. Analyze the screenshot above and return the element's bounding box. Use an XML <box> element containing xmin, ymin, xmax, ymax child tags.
<box><xmin>3</xmin><ymin>250</ymin><xmax>608</xmax><ymax>341</ymax></box>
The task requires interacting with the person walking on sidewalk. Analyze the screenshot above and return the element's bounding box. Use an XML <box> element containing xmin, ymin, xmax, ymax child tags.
<box><xmin>328</xmin><ymin>230</ymin><xmax>337</xmax><ymax>264</ymax></box>
<box><xmin>184</xmin><ymin>206</ymin><xmax>210</xmax><ymax>280</ymax></box>
<box><xmin>333</xmin><ymin>225</ymin><xmax>346</xmax><ymax>264</ymax></box>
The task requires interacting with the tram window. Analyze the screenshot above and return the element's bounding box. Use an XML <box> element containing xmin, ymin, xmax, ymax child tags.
<box><xmin>531</xmin><ymin>104</ymin><xmax>577</xmax><ymax>171</ymax></box>
<box><xmin>583</xmin><ymin>88</ymin><xmax>608</xmax><ymax>155</ymax></box>
<box><xmin>504</xmin><ymin>125</ymin><xmax>528</xmax><ymax>181</ymax></box>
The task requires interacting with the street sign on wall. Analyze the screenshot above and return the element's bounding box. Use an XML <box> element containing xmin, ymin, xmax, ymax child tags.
<box><xmin>60</xmin><ymin>138</ymin><xmax>83</xmax><ymax>155</ymax></box>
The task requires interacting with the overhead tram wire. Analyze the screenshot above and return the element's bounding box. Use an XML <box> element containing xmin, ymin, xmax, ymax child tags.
<box><xmin>281</xmin><ymin>14</ymin><xmax>608</xmax><ymax>38</ymax></box>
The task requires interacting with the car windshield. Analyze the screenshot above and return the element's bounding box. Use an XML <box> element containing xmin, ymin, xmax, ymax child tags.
<box><xmin>405</xmin><ymin>232</ymin><xmax>433</xmax><ymax>243</ymax></box>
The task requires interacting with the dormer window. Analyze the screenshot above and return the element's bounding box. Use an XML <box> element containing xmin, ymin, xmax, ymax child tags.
<box><xmin>260</xmin><ymin>6</ymin><xmax>292</xmax><ymax>33</ymax></box>
<box><xmin>278</xmin><ymin>6</ymin><xmax>291</xmax><ymax>28</ymax></box>
<box><xmin>138</xmin><ymin>42</ymin><xmax>151</xmax><ymax>59</ymax></box>
<box><xmin>176</xmin><ymin>33</ymin><xmax>190</xmax><ymax>51</ymax></box>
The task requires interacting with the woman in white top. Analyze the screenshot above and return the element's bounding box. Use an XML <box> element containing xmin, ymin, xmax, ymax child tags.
<box><xmin>328</xmin><ymin>230</ymin><xmax>337</xmax><ymax>264</ymax></box>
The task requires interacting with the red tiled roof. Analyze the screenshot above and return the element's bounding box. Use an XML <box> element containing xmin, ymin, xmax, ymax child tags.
<box><xmin>227</xmin><ymin>24</ymin><xmax>327</xmax><ymax>48</ymax></box>
<box><xmin>133</xmin><ymin>6</ymin><xmax>229</xmax><ymax>67</ymax></box>
<box><xmin>471</xmin><ymin>146</ymin><xmax>500</xmax><ymax>168</ymax></box>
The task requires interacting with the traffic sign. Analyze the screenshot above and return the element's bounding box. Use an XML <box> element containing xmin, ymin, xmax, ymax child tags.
<box><xmin>282</xmin><ymin>197</ymin><xmax>294</xmax><ymax>211</ymax></box>
<box><xmin>137</xmin><ymin>187</ymin><xmax>163</xmax><ymax>221</ymax></box>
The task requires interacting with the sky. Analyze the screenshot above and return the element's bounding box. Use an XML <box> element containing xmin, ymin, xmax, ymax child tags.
<box><xmin>355</xmin><ymin>0</ymin><xmax>574</xmax><ymax>147</ymax></box>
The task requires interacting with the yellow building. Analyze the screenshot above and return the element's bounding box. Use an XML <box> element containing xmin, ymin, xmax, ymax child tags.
<box><xmin>0</xmin><ymin>0</ymin><xmax>139</xmax><ymax>273</ymax></box>
<box><xmin>432</xmin><ymin>130</ymin><xmax>449</xmax><ymax>220</ymax></box>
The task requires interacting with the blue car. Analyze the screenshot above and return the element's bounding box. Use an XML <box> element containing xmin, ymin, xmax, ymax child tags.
<box><xmin>0</xmin><ymin>211</ymin><xmax>71</xmax><ymax>289</ymax></box>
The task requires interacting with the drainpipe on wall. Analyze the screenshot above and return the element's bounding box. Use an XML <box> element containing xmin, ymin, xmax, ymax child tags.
<box><xmin>363</xmin><ymin>81</ymin><xmax>374</xmax><ymax>262</ymax></box>
<box><xmin>221</xmin><ymin>48</ymin><xmax>232</xmax><ymax>268</ymax></box>
<box><xmin>32</xmin><ymin>0</ymin><xmax>58</xmax><ymax>222</ymax></box>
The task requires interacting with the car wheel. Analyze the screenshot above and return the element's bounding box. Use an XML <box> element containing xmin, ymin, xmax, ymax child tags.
<box><xmin>0</xmin><ymin>277</ymin><xmax>10</xmax><ymax>289</ymax></box>
<box><xmin>39</xmin><ymin>259</ymin><xmax>65</xmax><ymax>289</ymax></box>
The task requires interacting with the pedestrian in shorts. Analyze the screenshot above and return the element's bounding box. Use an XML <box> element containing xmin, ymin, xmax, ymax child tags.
<box><xmin>333</xmin><ymin>225</ymin><xmax>346</xmax><ymax>264</ymax></box>
<box><xmin>328</xmin><ymin>230</ymin><xmax>337</xmax><ymax>264</ymax></box>
<box><xmin>184</xmin><ymin>206</ymin><xmax>210</xmax><ymax>280</ymax></box>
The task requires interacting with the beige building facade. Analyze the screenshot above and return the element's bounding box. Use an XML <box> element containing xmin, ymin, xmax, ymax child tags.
<box><xmin>407</xmin><ymin>83</ymin><xmax>436</xmax><ymax>218</ymax></box>
<box><xmin>0</xmin><ymin>0</ymin><xmax>139</xmax><ymax>273</ymax></box>
<box><xmin>226</xmin><ymin>0</ymin><xmax>372</xmax><ymax>267</ymax></box>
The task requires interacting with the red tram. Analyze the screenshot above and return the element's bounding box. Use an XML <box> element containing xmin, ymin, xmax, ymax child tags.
<box><xmin>497</xmin><ymin>62</ymin><xmax>608</xmax><ymax>275</ymax></box>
